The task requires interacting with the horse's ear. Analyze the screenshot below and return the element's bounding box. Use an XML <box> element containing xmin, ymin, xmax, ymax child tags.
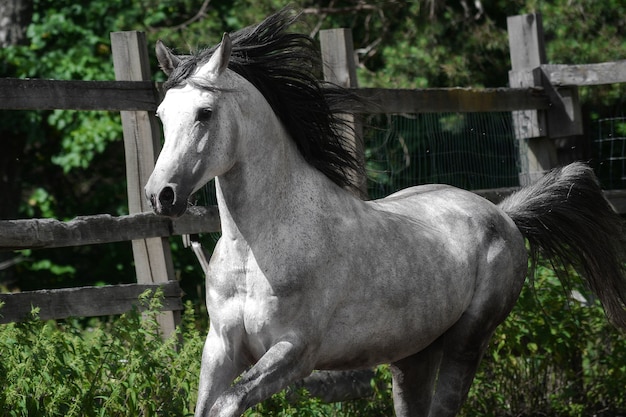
<box><xmin>156</xmin><ymin>40</ymin><xmax>181</xmax><ymax>76</ymax></box>
<box><xmin>200</xmin><ymin>33</ymin><xmax>232</xmax><ymax>80</ymax></box>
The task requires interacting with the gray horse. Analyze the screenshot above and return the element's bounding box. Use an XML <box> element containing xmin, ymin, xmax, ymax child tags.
<box><xmin>145</xmin><ymin>10</ymin><xmax>626</xmax><ymax>417</ymax></box>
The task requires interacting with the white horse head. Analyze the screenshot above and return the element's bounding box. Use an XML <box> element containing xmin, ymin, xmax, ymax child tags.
<box><xmin>145</xmin><ymin>25</ymin><xmax>361</xmax><ymax>218</ymax></box>
<box><xmin>146</xmin><ymin>34</ymin><xmax>242</xmax><ymax>217</ymax></box>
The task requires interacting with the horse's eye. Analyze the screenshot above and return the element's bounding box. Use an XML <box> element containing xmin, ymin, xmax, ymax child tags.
<box><xmin>197</xmin><ymin>108</ymin><xmax>213</xmax><ymax>122</ymax></box>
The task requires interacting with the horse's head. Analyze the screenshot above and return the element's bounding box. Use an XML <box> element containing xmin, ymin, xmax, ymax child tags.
<box><xmin>145</xmin><ymin>34</ymin><xmax>238</xmax><ymax>217</ymax></box>
<box><xmin>147</xmin><ymin>11</ymin><xmax>364</xmax><ymax>217</ymax></box>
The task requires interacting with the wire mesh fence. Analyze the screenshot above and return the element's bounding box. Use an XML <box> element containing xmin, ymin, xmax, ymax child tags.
<box><xmin>364</xmin><ymin>112</ymin><xmax>521</xmax><ymax>199</ymax></box>
<box><xmin>595</xmin><ymin>115</ymin><xmax>626</xmax><ymax>190</ymax></box>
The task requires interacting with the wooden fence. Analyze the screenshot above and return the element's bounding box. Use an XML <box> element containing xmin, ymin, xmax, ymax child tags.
<box><xmin>0</xmin><ymin>32</ymin><xmax>220</xmax><ymax>337</ymax></box>
<box><xmin>1</xmin><ymin>13</ymin><xmax>626</xmax><ymax>334</ymax></box>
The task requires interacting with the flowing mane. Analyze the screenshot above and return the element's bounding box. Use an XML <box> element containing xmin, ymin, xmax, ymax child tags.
<box><xmin>163</xmin><ymin>9</ymin><xmax>363</xmax><ymax>191</ymax></box>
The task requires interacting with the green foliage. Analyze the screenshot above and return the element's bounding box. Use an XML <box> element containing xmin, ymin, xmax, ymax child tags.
<box><xmin>332</xmin><ymin>1</ymin><xmax>515</xmax><ymax>89</ymax></box>
<box><xmin>2</xmin><ymin>275</ymin><xmax>624</xmax><ymax>416</ymax></box>
<box><xmin>2</xmin><ymin>0</ymin><xmax>128</xmax><ymax>173</ymax></box>
<box><xmin>0</xmin><ymin>290</ymin><xmax>203</xmax><ymax>417</ymax></box>
<box><xmin>246</xmin><ymin>390</ymin><xmax>326</xmax><ymax>416</ymax></box>
<box><xmin>23</xmin><ymin>187</ymin><xmax>56</xmax><ymax>218</ymax></box>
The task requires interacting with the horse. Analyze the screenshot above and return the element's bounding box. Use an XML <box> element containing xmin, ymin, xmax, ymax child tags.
<box><xmin>145</xmin><ymin>10</ymin><xmax>626</xmax><ymax>417</ymax></box>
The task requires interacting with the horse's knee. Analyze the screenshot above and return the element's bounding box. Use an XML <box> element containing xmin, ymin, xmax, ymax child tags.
<box><xmin>208</xmin><ymin>387</ymin><xmax>249</xmax><ymax>417</ymax></box>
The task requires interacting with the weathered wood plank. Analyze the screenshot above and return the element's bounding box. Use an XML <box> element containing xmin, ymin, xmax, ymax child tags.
<box><xmin>111</xmin><ymin>31</ymin><xmax>179</xmax><ymax>339</ymax></box>
<box><xmin>508</xmin><ymin>13</ymin><xmax>548</xmax><ymax>143</ymax></box>
<box><xmin>535</xmin><ymin>67</ymin><xmax>583</xmax><ymax>138</ymax></box>
<box><xmin>0</xmin><ymin>78</ymin><xmax>160</xmax><ymax>111</ymax></box>
<box><xmin>0</xmin><ymin>78</ymin><xmax>550</xmax><ymax>115</ymax></box>
<box><xmin>508</xmin><ymin>14</ymin><xmax>546</xmax><ymax>70</ymax></box>
<box><xmin>0</xmin><ymin>206</ymin><xmax>220</xmax><ymax>251</ymax></box>
<box><xmin>542</xmin><ymin>61</ymin><xmax>626</xmax><ymax>86</ymax></box>
<box><xmin>112</xmin><ymin>31</ymin><xmax>175</xmax><ymax>296</ymax></box>
<box><xmin>351</xmin><ymin>87</ymin><xmax>549</xmax><ymax>114</ymax></box>
<box><xmin>0</xmin><ymin>64</ymin><xmax>622</xmax><ymax>115</ymax></box>
<box><xmin>170</xmin><ymin>206</ymin><xmax>221</xmax><ymax>236</ymax></box>
<box><xmin>320</xmin><ymin>29</ymin><xmax>358</xmax><ymax>89</ymax></box>
<box><xmin>0</xmin><ymin>281</ymin><xmax>183</xmax><ymax>324</ymax></box>
<box><xmin>508</xmin><ymin>13</ymin><xmax>557</xmax><ymax>186</ymax></box>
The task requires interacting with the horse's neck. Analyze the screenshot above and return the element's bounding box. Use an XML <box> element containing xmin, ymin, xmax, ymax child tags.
<box><xmin>214</xmin><ymin>117</ymin><xmax>329</xmax><ymax>243</ymax></box>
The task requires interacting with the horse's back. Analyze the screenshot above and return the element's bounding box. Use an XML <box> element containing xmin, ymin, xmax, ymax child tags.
<box><xmin>371</xmin><ymin>184</ymin><xmax>519</xmax><ymax>240</ymax></box>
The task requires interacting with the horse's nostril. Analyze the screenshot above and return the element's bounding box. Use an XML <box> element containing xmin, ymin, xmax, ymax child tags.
<box><xmin>158</xmin><ymin>186</ymin><xmax>176</xmax><ymax>207</ymax></box>
<box><xmin>149</xmin><ymin>194</ymin><xmax>157</xmax><ymax>209</ymax></box>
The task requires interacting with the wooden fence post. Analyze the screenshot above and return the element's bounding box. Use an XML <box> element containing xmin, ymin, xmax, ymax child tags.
<box><xmin>110</xmin><ymin>31</ymin><xmax>178</xmax><ymax>339</ymax></box>
<box><xmin>508</xmin><ymin>13</ymin><xmax>583</xmax><ymax>185</ymax></box>
<box><xmin>507</xmin><ymin>13</ymin><xmax>555</xmax><ymax>186</ymax></box>
<box><xmin>319</xmin><ymin>29</ymin><xmax>368</xmax><ymax>199</ymax></box>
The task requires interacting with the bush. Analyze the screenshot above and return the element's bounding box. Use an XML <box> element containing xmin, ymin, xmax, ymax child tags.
<box><xmin>1</xmin><ymin>270</ymin><xmax>625</xmax><ymax>417</ymax></box>
<box><xmin>0</xmin><ymin>291</ymin><xmax>203</xmax><ymax>417</ymax></box>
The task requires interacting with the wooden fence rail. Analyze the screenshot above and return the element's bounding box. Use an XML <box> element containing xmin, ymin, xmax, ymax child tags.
<box><xmin>0</xmin><ymin>78</ymin><xmax>161</xmax><ymax>111</ymax></box>
<box><xmin>2</xmin><ymin>15</ymin><xmax>626</xmax><ymax>331</ymax></box>
<box><xmin>350</xmin><ymin>86</ymin><xmax>549</xmax><ymax>113</ymax></box>
<box><xmin>0</xmin><ymin>78</ymin><xmax>550</xmax><ymax>113</ymax></box>
<box><xmin>0</xmin><ymin>206</ymin><xmax>219</xmax><ymax>251</ymax></box>
<box><xmin>3</xmin><ymin>60</ymin><xmax>622</xmax><ymax>114</ymax></box>
<box><xmin>0</xmin><ymin>282</ymin><xmax>183</xmax><ymax>325</ymax></box>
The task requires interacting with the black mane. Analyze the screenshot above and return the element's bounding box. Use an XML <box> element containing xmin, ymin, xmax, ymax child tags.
<box><xmin>164</xmin><ymin>9</ymin><xmax>364</xmax><ymax>192</ymax></box>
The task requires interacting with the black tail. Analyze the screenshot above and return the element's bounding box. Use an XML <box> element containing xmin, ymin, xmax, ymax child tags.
<box><xmin>499</xmin><ymin>162</ymin><xmax>626</xmax><ymax>329</ymax></box>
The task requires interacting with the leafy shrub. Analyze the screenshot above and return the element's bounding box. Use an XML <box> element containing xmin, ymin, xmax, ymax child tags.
<box><xmin>0</xmin><ymin>290</ymin><xmax>203</xmax><ymax>417</ymax></box>
<box><xmin>1</xmin><ymin>271</ymin><xmax>625</xmax><ymax>416</ymax></box>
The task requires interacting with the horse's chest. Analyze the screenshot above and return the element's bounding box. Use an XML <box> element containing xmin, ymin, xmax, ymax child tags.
<box><xmin>206</xmin><ymin>239</ymin><xmax>294</xmax><ymax>336</ymax></box>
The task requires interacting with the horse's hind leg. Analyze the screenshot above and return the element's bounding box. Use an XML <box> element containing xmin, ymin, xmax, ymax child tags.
<box><xmin>427</xmin><ymin>317</ymin><xmax>496</xmax><ymax>417</ymax></box>
<box><xmin>390</xmin><ymin>337</ymin><xmax>443</xmax><ymax>417</ymax></box>
<box><xmin>428</xmin><ymin>274</ymin><xmax>524</xmax><ymax>415</ymax></box>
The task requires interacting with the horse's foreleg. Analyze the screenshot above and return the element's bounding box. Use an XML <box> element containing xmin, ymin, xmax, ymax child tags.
<box><xmin>195</xmin><ymin>331</ymin><xmax>245</xmax><ymax>417</ymax></box>
<box><xmin>209</xmin><ymin>339</ymin><xmax>314</xmax><ymax>417</ymax></box>
<box><xmin>390</xmin><ymin>337</ymin><xmax>443</xmax><ymax>417</ymax></box>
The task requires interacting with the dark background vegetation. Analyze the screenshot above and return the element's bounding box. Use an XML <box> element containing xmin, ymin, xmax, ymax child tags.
<box><xmin>1</xmin><ymin>0</ymin><xmax>625</xmax><ymax>294</ymax></box>
<box><xmin>0</xmin><ymin>1</ymin><xmax>625</xmax><ymax>415</ymax></box>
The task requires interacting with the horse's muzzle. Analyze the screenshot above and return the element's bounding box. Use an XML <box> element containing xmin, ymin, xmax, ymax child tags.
<box><xmin>146</xmin><ymin>184</ymin><xmax>188</xmax><ymax>218</ymax></box>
